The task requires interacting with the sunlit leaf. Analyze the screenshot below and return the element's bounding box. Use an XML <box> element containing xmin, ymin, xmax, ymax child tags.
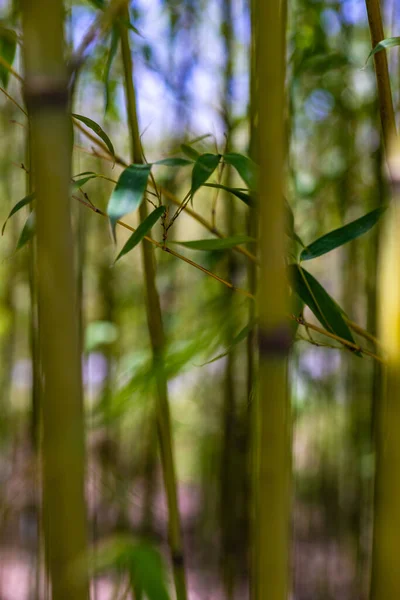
<box><xmin>223</xmin><ymin>152</ymin><xmax>258</xmax><ymax>189</ymax></box>
<box><xmin>191</xmin><ymin>153</ymin><xmax>221</xmax><ymax>199</ymax></box>
<box><xmin>107</xmin><ymin>163</ymin><xmax>152</xmax><ymax>237</ymax></box>
<box><xmin>71</xmin><ymin>172</ymin><xmax>98</xmax><ymax>190</ymax></box>
<box><xmin>72</xmin><ymin>113</ymin><xmax>115</xmax><ymax>162</ymax></box>
<box><xmin>0</xmin><ymin>27</ymin><xmax>17</xmax><ymax>89</ymax></box>
<box><xmin>16</xmin><ymin>211</ymin><xmax>35</xmax><ymax>251</ymax></box>
<box><xmin>288</xmin><ymin>264</ymin><xmax>359</xmax><ymax>351</ymax></box>
<box><xmin>366</xmin><ymin>37</ymin><xmax>400</xmax><ymax>65</ymax></box>
<box><xmin>300</xmin><ymin>206</ymin><xmax>386</xmax><ymax>261</ymax></box>
<box><xmin>116</xmin><ymin>205</ymin><xmax>166</xmax><ymax>261</ymax></box>
<box><xmin>85</xmin><ymin>320</ymin><xmax>118</xmax><ymax>352</ymax></box>
<box><xmin>2</xmin><ymin>193</ymin><xmax>35</xmax><ymax>235</ymax></box>
<box><xmin>170</xmin><ymin>234</ymin><xmax>254</xmax><ymax>251</ymax></box>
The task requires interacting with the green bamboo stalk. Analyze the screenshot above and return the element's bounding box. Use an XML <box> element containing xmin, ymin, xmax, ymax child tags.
<box><xmin>118</xmin><ymin>10</ymin><xmax>187</xmax><ymax>600</ymax></box>
<box><xmin>253</xmin><ymin>0</ymin><xmax>291</xmax><ymax>598</ymax></box>
<box><xmin>365</xmin><ymin>0</ymin><xmax>397</xmax><ymax>147</ymax></box>
<box><xmin>21</xmin><ymin>2</ymin><xmax>89</xmax><ymax>598</ymax></box>
<box><xmin>370</xmin><ymin>141</ymin><xmax>400</xmax><ymax>599</ymax></box>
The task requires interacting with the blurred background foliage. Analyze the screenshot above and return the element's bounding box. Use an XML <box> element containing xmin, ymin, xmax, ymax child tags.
<box><xmin>0</xmin><ymin>0</ymin><xmax>395</xmax><ymax>597</ymax></box>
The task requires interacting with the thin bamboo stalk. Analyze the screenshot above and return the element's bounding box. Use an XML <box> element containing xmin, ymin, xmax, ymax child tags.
<box><xmin>118</xmin><ymin>10</ymin><xmax>188</xmax><ymax>600</ymax></box>
<box><xmin>21</xmin><ymin>1</ymin><xmax>88</xmax><ymax>598</ymax></box>
<box><xmin>253</xmin><ymin>0</ymin><xmax>291</xmax><ymax>598</ymax></box>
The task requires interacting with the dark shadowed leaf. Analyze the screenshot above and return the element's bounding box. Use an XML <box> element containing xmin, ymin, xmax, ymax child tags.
<box><xmin>116</xmin><ymin>205</ymin><xmax>166</xmax><ymax>261</ymax></box>
<box><xmin>223</xmin><ymin>153</ymin><xmax>258</xmax><ymax>189</ymax></box>
<box><xmin>16</xmin><ymin>211</ymin><xmax>35</xmax><ymax>251</ymax></box>
<box><xmin>2</xmin><ymin>193</ymin><xmax>35</xmax><ymax>235</ymax></box>
<box><xmin>366</xmin><ymin>37</ymin><xmax>400</xmax><ymax>65</ymax></box>
<box><xmin>171</xmin><ymin>235</ymin><xmax>255</xmax><ymax>251</ymax></box>
<box><xmin>191</xmin><ymin>153</ymin><xmax>221</xmax><ymax>198</ymax></box>
<box><xmin>107</xmin><ymin>163</ymin><xmax>152</xmax><ymax>237</ymax></box>
<box><xmin>289</xmin><ymin>292</ymin><xmax>304</xmax><ymax>338</ymax></box>
<box><xmin>181</xmin><ymin>144</ymin><xmax>200</xmax><ymax>160</ymax></box>
<box><xmin>104</xmin><ymin>25</ymin><xmax>120</xmax><ymax>114</ymax></box>
<box><xmin>153</xmin><ymin>157</ymin><xmax>193</xmax><ymax>167</ymax></box>
<box><xmin>288</xmin><ymin>264</ymin><xmax>359</xmax><ymax>351</ymax></box>
<box><xmin>72</xmin><ymin>113</ymin><xmax>115</xmax><ymax>161</ymax></box>
<box><xmin>203</xmin><ymin>183</ymin><xmax>253</xmax><ymax>206</ymax></box>
<box><xmin>0</xmin><ymin>27</ymin><xmax>17</xmax><ymax>88</ymax></box>
<box><xmin>301</xmin><ymin>206</ymin><xmax>386</xmax><ymax>261</ymax></box>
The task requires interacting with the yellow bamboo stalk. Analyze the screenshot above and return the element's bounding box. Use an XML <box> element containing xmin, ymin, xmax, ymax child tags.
<box><xmin>118</xmin><ymin>10</ymin><xmax>188</xmax><ymax>600</ymax></box>
<box><xmin>370</xmin><ymin>139</ymin><xmax>400</xmax><ymax>598</ymax></box>
<box><xmin>21</xmin><ymin>1</ymin><xmax>88</xmax><ymax>598</ymax></box>
<box><xmin>253</xmin><ymin>0</ymin><xmax>291</xmax><ymax>598</ymax></box>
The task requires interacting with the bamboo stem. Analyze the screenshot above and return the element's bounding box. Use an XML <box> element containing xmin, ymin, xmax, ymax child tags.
<box><xmin>21</xmin><ymin>1</ymin><xmax>88</xmax><ymax>598</ymax></box>
<box><xmin>118</xmin><ymin>10</ymin><xmax>188</xmax><ymax>600</ymax></box>
<box><xmin>365</xmin><ymin>0</ymin><xmax>397</xmax><ymax>148</ymax></box>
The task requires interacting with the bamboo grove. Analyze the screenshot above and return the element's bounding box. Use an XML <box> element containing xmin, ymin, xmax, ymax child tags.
<box><xmin>0</xmin><ymin>0</ymin><xmax>400</xmax><ymax>598</ymax></box>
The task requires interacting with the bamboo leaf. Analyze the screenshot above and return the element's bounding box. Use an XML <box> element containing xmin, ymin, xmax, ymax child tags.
<box><xmin>181</xmin><ymin>144</ymin><xmax>200</xmax><ymax>160</ymax></box>
<box><xmin>107</xmin><ymin>163</ymin><xmax>152</xmax><ymax>237</ymax></box>
<box><xmin>104</xmin><ymin>25</ymin><xmax>120</xmax><ymax>114</ymax></box>
<box><xmin>300</xmin><ymin>206</ymin><xmax>386</xmax><ymax>261</ymax></box>
<box><xmin>223</xmin><ymin>152</ymin><xmax>258</xmax><ymax>189</ymax></box>
<box><xmin>153</xmin><ymin>157</ymin><xmax>194</xmax><ymax>167</ymax></box>
<box><xmin>191</xmin><ymin>153</ymin><xmax>221</xmax><ymax>199</ymax></box>
<box><xmin>71</xmin><ymin>173</ymin><xmax>98</xmax><ymax>189</ymax></box>
<box><xmin>116</xmin><ymin>205</ymin><xmax>166</xmax><ymax>261</ymax></box>
<box><xmin>72</xmin><ymin>113</ymin><xmax>115</xmax><ymax>161</ymax></box>
<box><xmin>201</xmin><ymin>321</ymin><xmax>255</xmax><ymax>365</ymax></box>
<box><xmin>170</xmin><ymin>234</ymin><xmax>255</xmax><ymax>251</ymax></box>
<box><xmin>288</xmin><ymin>264</ymin><xmax>359</xmax><ymax>351</ymax></box>
<box><xmin>2</xmin><ymin>193</ymin><xmax>35</xmax><ymax>235</ymax></box>
<box><xmin>0</xmin><ymin>27</ymin><xmax>17</xmax><ymax>89</ymax></box>
<box><xmin>16</xmin><ymin>211</ymin><xmax>35</xmax><ymax>251</ymax></box>
<box><xmin>366</xmin><ymin>37</ymin><xmax>400</xmax><ymax>65</ymax></box>
<box><xmin>203</xmin><ymin>183</ymin><xmax>253</xmax><ymax>206</ymax></box>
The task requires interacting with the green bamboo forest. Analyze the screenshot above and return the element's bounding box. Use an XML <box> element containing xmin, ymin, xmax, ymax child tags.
<box><xmin>1</xmin><ymin>0</ymin><xmax>400</xmax><ymax>597</ymax></box>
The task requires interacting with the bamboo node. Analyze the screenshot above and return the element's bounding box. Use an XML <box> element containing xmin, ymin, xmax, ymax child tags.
<box><xmin>257</xmin><ymin>324</ymin><xmax>292</xmax><ymax>357</ymax></box>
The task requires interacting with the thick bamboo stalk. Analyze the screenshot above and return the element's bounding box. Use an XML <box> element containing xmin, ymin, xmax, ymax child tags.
<box><xmin>21</xmin><ymin>2</ymin><xmax>89</xmax><ymax>598</ymax></box>
<box><xmin>118</xmin><ymin>11</ymin><xmax>188</xmax><ymax>600</ymax></box>
<box><xmin>370</xmin><ymin>140</ymin><xmax>400</xmax><ymax>599</ymax></box>
<box><xmin>253</xmin><ymin>0</ymin><xmax>291</xmax><ymax>598</ymax></box>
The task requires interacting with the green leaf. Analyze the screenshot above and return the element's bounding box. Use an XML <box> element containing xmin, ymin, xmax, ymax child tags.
<box><xmin>300</xmin><ymin>206</ymin><xmax>386</xmax><ymax>261</ymax></box>
<box><xmin>116</xmin><ymin>205</ymin><xmax>166</xmax><ymax>261</ymax></box>
<box><xmin>191</xmin><ymin>153</ymin><xmax>221</xmax><ymax>199</ymax></box>
<box><xmin>366</xmin><ymin>37</ymin><xmax>400</xmax><ymax>65</ymax></box>
<box><xmin>72</xmin><ymin>113</ymin><xmax>115</xmax><ymax>161</ymax></box>
<box><xmin>181</xmin><ymin>144</ymin><xmax>201</xmax><ymax>160</ymax></box>
<box><xmin>289</xmin><ymin>292</ymin><xmax>304</xmax><ymax>338</ymax></box>
<box><xmin>85</xmin><ymin>320</ymin><xmax>118</xmax><ymax>352</ymax></box>
<box><xmin>223</xmin><ymin>153</ymin><xmax>258</xmax><ymax>189</ymax></box>
<box><xmin>153</xmin><ymin>157</ymin><xmax>193</xmax><ymax>167</ymax></box>
<box><xmin>71</xmin><ymin>173</ymin><xmax>98</xmax><ymax>190</ymax></box>
<box><xmin>104</xmin><ymin>26</ymin><xmax>120</xmax><ymax>114</ymax></box>
<box><xmin>170</xmin><ymin>234</ymin><xmax>255</xmax><ymax>251</ymax></box>
<box><xmin>16</xmin><ymin>211</ymin><xmax>35</xmax><ymax>251</ymax></box>
<box><xmin>201</xmin><ymin>321</ymin><xmax>254</xmax><ymax>365</ymax></box>
<box><xmin>202</xmin><ymin>183</ymin><xmax>253</xmax><ymax>206</ymax></box>
<box><xmin>288</xmin><ymin>264</ymin><xmax>359</xmax><ymax>351</ymax></box>
<box><xmin>107</xmin><ymin>163</ymin><xmax>152</xmax><ymax>237</ymax></box>
<box><xmin>0</xmin><ymin>27</ymin><xmax>17</xmax><ymax>89</ymax></box>
<box><xmin>2</xmin><ymin>193</ymin><xmax>35</xmax><ymax>235</ymax></box>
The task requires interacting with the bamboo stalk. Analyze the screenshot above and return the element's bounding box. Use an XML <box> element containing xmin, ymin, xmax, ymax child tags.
<box><xmin>370</xmin><ymin>139</ymin><xmax>400</xmax><ymax>598</ymax></box>
<box><xmin>21</xmin><ymin>2</ymin><xmax>88</xmax><ymax>598</ymax></box>
<box><xmin>118</xmin><ymin>10</ymin><xmax>188</xmax><ymax>600</ymax></box>
<box><xmin>253</xmin><ymin>0</ymin><xmax>291</xmax><ymax>597</ymax></box>
<box><xmin>365</xmin><ymin>0</ymin><xmax>397</xmax><ymax>148</ymax></box>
